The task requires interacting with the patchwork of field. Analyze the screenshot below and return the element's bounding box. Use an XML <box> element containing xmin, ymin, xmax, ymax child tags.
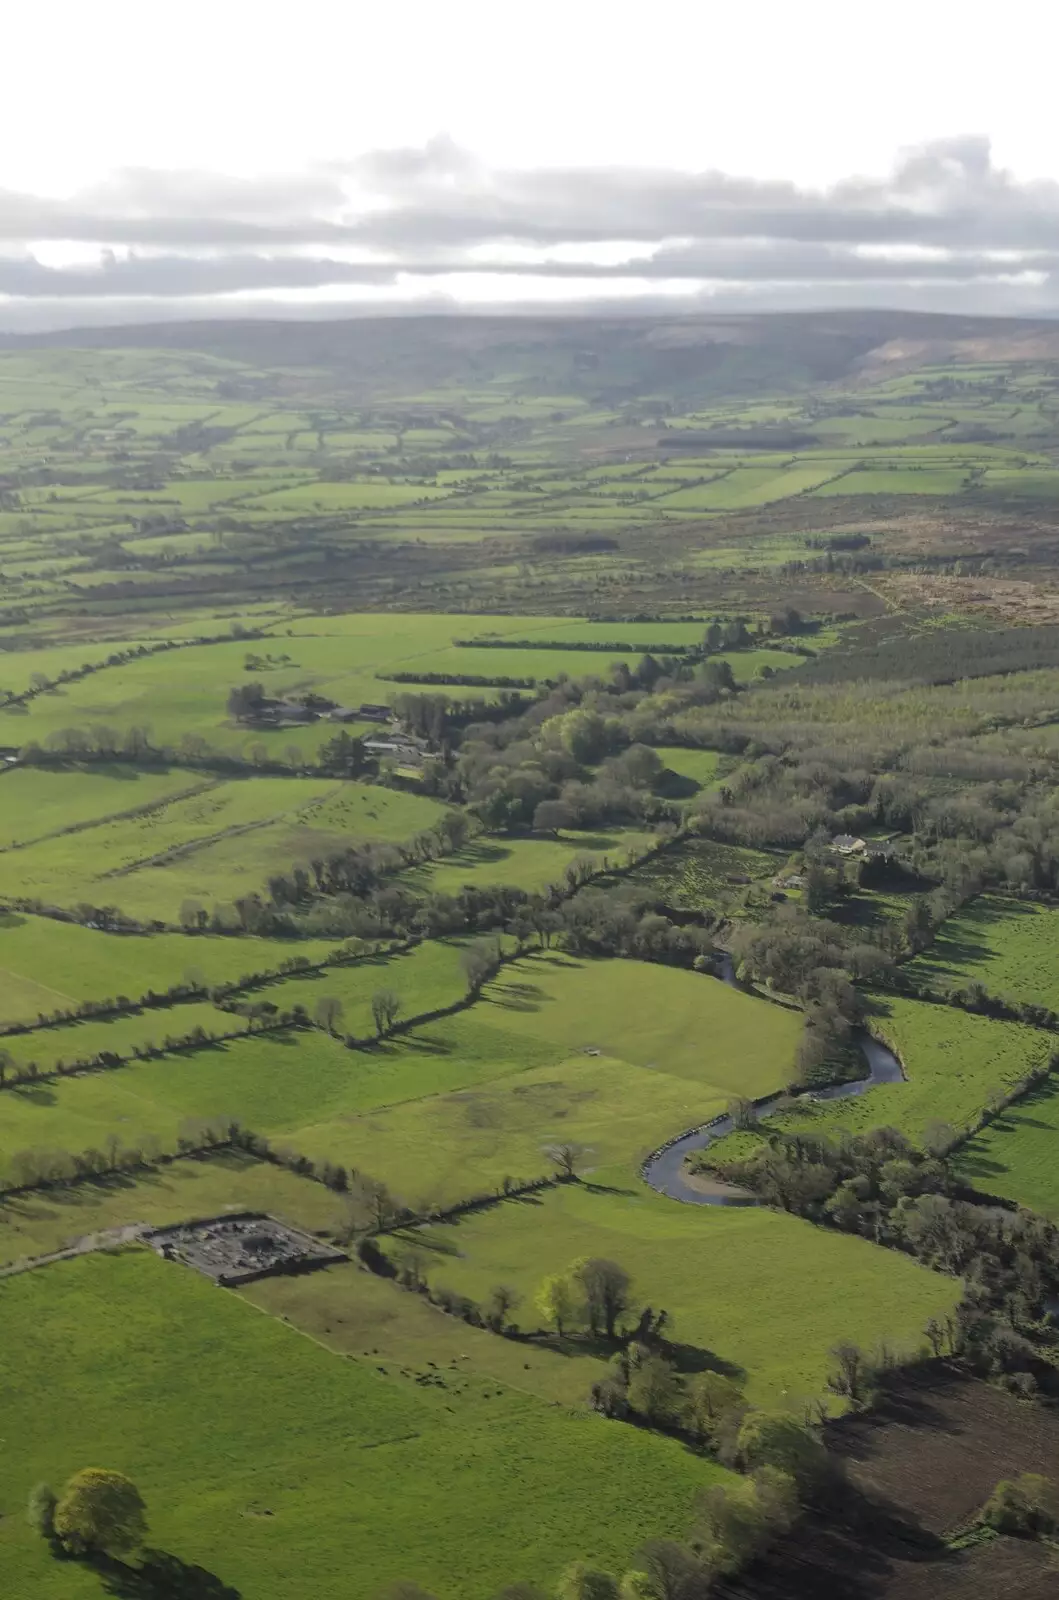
<box><xmin>8</xmin><ymin>340</ymin><xmax>1059</xmax><ymax>1600</ymax></box>
<box><xmin>0</xmin><ymin>1250</ymin><xmax>720</xmax><ymax>1600</ymax></box>
<box><xmin>6</xmin><ymin>344</ymin><xmax>1059</xmax><ymax>630</ymax></box>
<box><xmin>400</xmin><ymin>830</ymin><xmax>648</xmax><ymax>896</ymax></box>
<box><xmin>0</xmin><ymin>955</ymin><xmax>800</xmax><ymax>1205</ymax></box>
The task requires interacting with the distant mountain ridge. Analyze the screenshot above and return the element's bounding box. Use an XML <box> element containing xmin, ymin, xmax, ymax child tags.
<box><xmin>8</xmin><ymin>309</ymin><xmax>1059</xmax><ymax>404</ymax></box>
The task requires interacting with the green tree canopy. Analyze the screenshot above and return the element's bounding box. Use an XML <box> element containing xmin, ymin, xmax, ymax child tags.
<box><xmin>54</xmin><ymin>1467</ymin><xmax>147</xmax><ymax>1556</ymax></box>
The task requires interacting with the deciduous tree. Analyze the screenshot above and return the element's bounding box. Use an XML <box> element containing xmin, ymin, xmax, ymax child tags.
<box><xmin>54</xmin><ymin>1468</ymin><xmax>146</xmax><ymax>1556</ymax></box>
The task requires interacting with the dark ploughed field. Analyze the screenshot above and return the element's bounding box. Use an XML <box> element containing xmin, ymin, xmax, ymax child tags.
<box><xmin>720</xmin><ymin>1367</ymin><xmax>1059</xmax><ymax>1600</ymax></box>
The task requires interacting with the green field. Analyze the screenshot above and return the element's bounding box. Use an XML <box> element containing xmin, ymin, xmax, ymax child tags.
<box><xmin>0</xmin><ymin>998</ymin><xmax>229</xmax><ymax>1077</ymax></box>
<box><xmin>654</xmin><ymin>746</ymin><xmax>726</xmax><ymax>796</ymax></box>
<box><xmin>380</xmin><ymin>1181</ymin><xmax>958</xmax><ymax>1408</ymax></box>
<box><xmin>0</xmin><ymin>911</ymin><xmax>346</xmax><ymax>1026</ymax></box>
<box><xmin>0</xmin><ymin>764</ymin><xmax>206</xmax><ymax>849</ymax></box>
<box><xmin>0</xmin><ymin>1250</ymin><xmax>721</xmax><ymax>1599</ymax></box>
<box><xmin>480</xmin><ymin>954</ymin><xmax>800</xmax><ymax>1094</ymax></box>
<box><xmin>0</xmin><ymin>1015</ymin><xmax>562</xmax><ymax>1184</ymax></box>
<box><xmin>713</xmin><ymin>997</ymin><xmax>1052</xmax><ymax>1162</ymax></box>
<box><xmin>0</xmin><ymin>1148</ymin><xmax>343</xmax><ymax>1266</ymax></box>
<box><xmin>246</xmin><ymin>1259</ymin><xmax>608</xmax><ymax>1408</ymax></box>
<box><xmin>906</xmin><ymin>896</ymin><xmax>1059</xmax><ymax>1011</ymax></box>
<box><xmin>257</xmin><ymin>936</ymin><xmax>473</xmax><ymax>1035</ymax></box>
<box><xmin>401</xmin><ymin>830</ymin><xmax>647</xmax><ymax>896</ymax></box>
<box><xmin>0</xmin><ymin>958</ymin><xmax>799</xmax><ymax>1204</ymax></box>
<box><xmin>953</xmin><ymin>1077</ymin><xmax>1059</xmax><ymax>1216</ymax></box>
<box><xmin>0</xmin><ymin>776</ymin><xmax>450</xmax><ymax>920</ymax></box>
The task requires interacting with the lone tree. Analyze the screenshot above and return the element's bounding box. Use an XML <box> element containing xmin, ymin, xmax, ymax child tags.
<box><xmin>313</xmin><ymin>995</ymin><xmax>344</xmax><ymax>1036</ymax></box>
<box><xmin>54</xmin><ymin>1468</ymin><xmax>147</xmax><ymax>1557</ymax></box>
<box><xmin>371</xmin><ymin>988</ymin><xmax>402</xmax><ymax>1037</ymax></box>
<box><xmin>577</xmin><ymin>1257</ymin><xmax>632</xmax><ymax>1339</ymax></box>
<box><xmin>546</xmin><ymin>1141</ymin><xmax>586</xmax><ymax>1180</ymax></box>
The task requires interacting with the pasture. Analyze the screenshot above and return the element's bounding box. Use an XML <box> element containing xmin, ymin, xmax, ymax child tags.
<box><xmin>0</xmin><ymin>1147</ymin><xmax>342</xmax><ymax>1266</ymax></box>
<box><xmin>381</xmin><ymin>1181</ymin><xmax>958</xmax><ymax>1408</ymax></box>
<box><xmin>0</xmin><ymin>1013</ymin><xmax>566</xmax><ymax>1185</ymax></box>
<box><xmin>0</xmin><ymin>763</ymin><xmax>204</xmax><ymax>849</ymax></box>
<box><xmin>480</xmin><ymin>954</ymin><xmax>800</xmax><ymax>1095</ymax></box>
<box><xmin>713</xmin><ymin>997</ymin><xmax>1052</xmax><ymax>1161</ymax></box>
<box><xmin>953</xmin><ymin>1077</ymin><xmax>1059</xmax><ymax>1216</ymax></box>
<box><xmin>905</xmin><ymin>895</ymin><xmax>1059</xmax><ymax>1012</ymax></box>
<box><xmin>400</xmin><ymin>829</ymin><xmax>647</xmax><ymax>896</ymax></box>
<box><xmin>654</xmin><ymin>746</ymin><xmax>725</xmax><ymax>797</ymax></box>
<box><xmin>246</xmin><ymin>1259</ymin><xmax>608</xmax><ymax>1408</ymax></box>
<box><xmin>0</xmin><ymin>775</ymin><xmax>450</xmax><ymax>920</ymax></box>
<box><xmin>0</xmin><ymin>1250</ymin><xmax>720</xmax><ymax>1599</ymax></box>
<box><xmin>0</xmin><ymin>910</ymin><xmax>346</xmax><ymax>1026</ymax></box>
<box><xmin>0</xmin><ymin>957</ymin><xmax>799</xmax><ymax>1205</ymax></box>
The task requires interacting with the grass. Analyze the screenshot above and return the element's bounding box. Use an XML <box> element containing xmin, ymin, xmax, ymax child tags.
<box><xmin>0</xmin><ymin>763</ymin><xmax>205</xmax><ymax>848</ymax></box>
<box><xmin>0</xmin><ymin>1249</ymin><xmax>721</xmax><ymax>1598</ymax></box>
<box><xmin>286</xmin><ymin>956</ymin><xmax>800</xmax><ymax>1202</ymax></box>
<box><xmin>0</xmin><ymin>777</ymin><xmax>450</xmax><ymax>920</ymax></box>
<box><xmin>401</xmin><ymin>830</ymin><xmax>647</xmax><ymax>895</ymax></box>
<box><xmin>0</xmin><ymin>1014</ymin><xmax>567</xmax><ymax>1184</ymax></box>
<box><xmin>245</xmin><ymin>1260</ymin><xmax>611</xmax><ymax>1408</ymax></box>
<box><xmin>480</xmin><ymin>954</ymin><xmax>800</xmax><ymax>1094</ymax></box>
<box><xmin>0</xmin><ymin>957</ymin><xmax>800</xmax><ymax>1203</ymax></box>
<box><xmin>0</xmin><ymin>999</ymin><xmax>229</xmax><ymax>1076</ymax></box>
<box><xmin>0</xmin><ymin>910</ymin><xmax>346</xmax><ymax>1026</ymax></box>
<box><xmin>905</xmin><ymin>895</ymin><xmax>1059</xmax><ymax>1012</ymax></box>
<box><xmin>0</xmin><ymin>1147</ymin><xmax>343</xmax><ymax>1265</ymax></box>
<box><xmin>953</xmin><ymin>1077</ymin><xmax>1059</xmax><ymax>1216</ymax></box>
<box><xmin>713</xmin><ymin>996</ymin><xmax>1053</xmax><ymax>1161</ymax></box>
<box><xmin>380</xmin><ymin>1181</ymin><xmax>959</xmax><ymax>1409</ymax></box>
<box><xmin>653</xmin><ymin>746</ymin><xmax>725</xmax><ymax>797</ymax></box>
<box><xmin>257</xmin><ymin>936</ymin><xmax>473</xmax><ymax>1034</ymax></box>
<box><xmin>296</xmin><ymin>1052</ymin><xmax>731</xmax><ymax>1206</ymax></box>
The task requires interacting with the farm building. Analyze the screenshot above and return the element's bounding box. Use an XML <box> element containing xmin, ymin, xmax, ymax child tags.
<box><xmin>830</xmin><ymin>833</ymin><xmax>866</xmax><ymax>855</ymax></box>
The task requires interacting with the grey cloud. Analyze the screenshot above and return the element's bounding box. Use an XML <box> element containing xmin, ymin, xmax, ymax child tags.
<box><xmin>4</xmin><ymin>136</ymin><xmax>1059</xmax><ymax>325</ymax></box>
<box><xmin>0</xmin><ymin>240</ymin><xmax>1054</xmax><ymax>299</ymax></box>
<box><xmin>2</xmin><ymin>135</ymin><xmax>1059</xmax><ymax>252</ymax></box>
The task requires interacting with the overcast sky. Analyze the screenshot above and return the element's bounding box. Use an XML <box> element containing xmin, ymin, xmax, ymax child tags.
<box><xmin>4</xmin><ymin>0</ymin><xmax>1059</xmax><ymax>330</ymax></box>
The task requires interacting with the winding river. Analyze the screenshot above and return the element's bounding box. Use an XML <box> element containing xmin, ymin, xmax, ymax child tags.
<box><xmin>641</xmin><ymin>958</ymin><xmax>905</xmax><ymax>1206</ymax></box>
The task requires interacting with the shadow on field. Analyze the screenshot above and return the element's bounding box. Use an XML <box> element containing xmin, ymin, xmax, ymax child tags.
<box><xmin>486</xmin><ymin>980</ymin><xmax>547</xmax><ymax>1012</ymax></box>
<box><xmin>10</xmin><ymin>1081</ymin><xmax>57</xmax><ymax>1105</ymax></box>
<box><xmin>80</xmin><ymin>1549</ymin><xmax>242</xmax><ymax>1599</ymax></box>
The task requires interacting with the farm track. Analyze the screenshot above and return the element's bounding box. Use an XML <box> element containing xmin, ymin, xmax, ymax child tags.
<box><xmin>0</xmin><ymin>1222</ymin><xmax>147</xmax><ymax>1278</ymax></box>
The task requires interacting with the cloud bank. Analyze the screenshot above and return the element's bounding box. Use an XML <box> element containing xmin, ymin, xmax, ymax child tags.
<box><xmin>3</xmin><ymin>136</ymin><xmax>1059</xmax><ymax>329</ymax></box>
